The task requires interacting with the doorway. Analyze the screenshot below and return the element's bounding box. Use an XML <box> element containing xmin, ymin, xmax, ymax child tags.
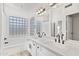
<box><xmin>67</xmin><ymin>13</ymin><xmax>79</xmax><ymax>41</ymax></box>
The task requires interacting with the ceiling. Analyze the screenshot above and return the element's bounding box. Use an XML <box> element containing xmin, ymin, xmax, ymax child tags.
<box><xmin>14</xmin><ymin>3</ymin><xmax>49</xmax><ymax>11</ymax></box>
<box><xmin>5</xmin><ymin>3</ymin><xmax>51</xmax><ymax>17</ymax></box>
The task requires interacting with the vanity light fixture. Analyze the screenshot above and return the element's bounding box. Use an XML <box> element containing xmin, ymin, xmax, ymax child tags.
<box><xmin>65</xmin><ymin>3</ymin><xmax>72</xmax><ymax>8</ymax></box>
<box><xmin>36</xmin><ymin>7</ymin><xmax>46</xmax><ymax>15</ymax></box>
<box><xmin>49</xmin><ymin>3</ymin><xmax>56</xmax><ymax>7</ymax></box>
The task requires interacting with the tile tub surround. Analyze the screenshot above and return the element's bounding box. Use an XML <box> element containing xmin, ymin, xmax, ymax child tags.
<box><xmin>30</xmin><ymin>36</ymin><xmax>79</xmax><ymax>56</ymax></box>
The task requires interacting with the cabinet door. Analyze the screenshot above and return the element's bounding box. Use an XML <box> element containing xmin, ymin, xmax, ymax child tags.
<box><xmin>31</xmin><ymin>41</ymin><xmax>37</xmax><ymax>56</ymax></box>
<box><xmin>28</xmin><ymin>40</ymin><xmax>37</xmax><ymax>56</ymax></box>
<box><xmin>37</xmin><ymin>44</ymin><xmax>57</xmax><ymax>56</ymax></box>
<box><xmin>37</xmin><ymin>44</ymin><xmax>46</xmax><ymax>56</ymax></box>
<box><xmin>36</xmin><ymin>44</ymin><xmax>42</xmax><ymax>56</ymax></box>
<box><xmin>40</xmin><ymin>46</ymin><xmax>57</xmax><ymax>56</ymax></box>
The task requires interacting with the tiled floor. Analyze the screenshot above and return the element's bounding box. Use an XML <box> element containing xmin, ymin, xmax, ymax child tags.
<box><xmin>11</xmin><ymin>50</ymin><xmax>32</xmax><ymax>56</ymax></box>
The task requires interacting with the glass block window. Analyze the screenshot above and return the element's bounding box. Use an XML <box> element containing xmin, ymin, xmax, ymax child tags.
<box><xmin>9</xmin><ymin>16</ymin><xmax>28</xmax><ymax>36</ymax></box>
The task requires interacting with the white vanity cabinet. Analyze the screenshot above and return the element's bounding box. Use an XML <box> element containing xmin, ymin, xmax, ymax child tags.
<box><xmin>36</xmin><ymin>43</ymin><xmax>57</xmax><ymax>56</ymax></box>
<box><xmin>36</xmin><ymin>44</ymin><xmax>45</xmax><ymax>56</ymax></box>
<box><xmin>28</xmin><ymin>39</ymin><xmax>58</xmax><ymax>56</ymax></box>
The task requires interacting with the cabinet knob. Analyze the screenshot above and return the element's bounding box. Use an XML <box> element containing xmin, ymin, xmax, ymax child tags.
<box><xmin>37</xmin><ymin>46</ymin><xmax>39</xmax><ymax>48</ymax></box>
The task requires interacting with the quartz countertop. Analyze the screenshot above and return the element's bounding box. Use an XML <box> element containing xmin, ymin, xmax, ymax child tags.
<box><xmin>29</xmin><ymin>36</ymin><xmax>79</xmax><ymax>56</ymax></box>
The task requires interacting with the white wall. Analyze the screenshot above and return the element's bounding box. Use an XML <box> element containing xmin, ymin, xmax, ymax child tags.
<box><xmin>0</xmin><ymin>3</ymin><xmax>2</xmax><ymax>55</ymax></box>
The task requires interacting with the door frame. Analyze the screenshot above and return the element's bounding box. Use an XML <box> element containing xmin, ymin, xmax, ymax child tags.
<box><xmin>66</xmin><ymin>15</ymin><xmax>73</xmax><ymax>40</ymax></box>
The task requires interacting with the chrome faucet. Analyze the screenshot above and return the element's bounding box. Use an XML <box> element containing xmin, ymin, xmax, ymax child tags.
<box><xmin>42</xmin><ymin>32</ymin><xmax>46</xmax><ymax>37</ymax></box>
<box><xmin>61</xmin><ymin>34</ymin><xmax>64</xmax><ymax>44</ymax></box>
<box><xmin>37</xmin><ymin>32</ymin><xmax>46</xmax><ymax>38</ymax></box>
<box><xmin>37</xmin><ymin>32</ymin><xmax>42</xmax><ymax>38</ymax></box>
<box><xmin>55</xmin><ymin>33</ymin><xmax>64</xmax><ymax>44</ymax></box>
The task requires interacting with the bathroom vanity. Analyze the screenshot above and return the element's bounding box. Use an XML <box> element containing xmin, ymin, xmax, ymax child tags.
<box><xmin>27</xmin><ymin>36</ymin><xmax>79</xmax><ymax>56</ymax></box>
